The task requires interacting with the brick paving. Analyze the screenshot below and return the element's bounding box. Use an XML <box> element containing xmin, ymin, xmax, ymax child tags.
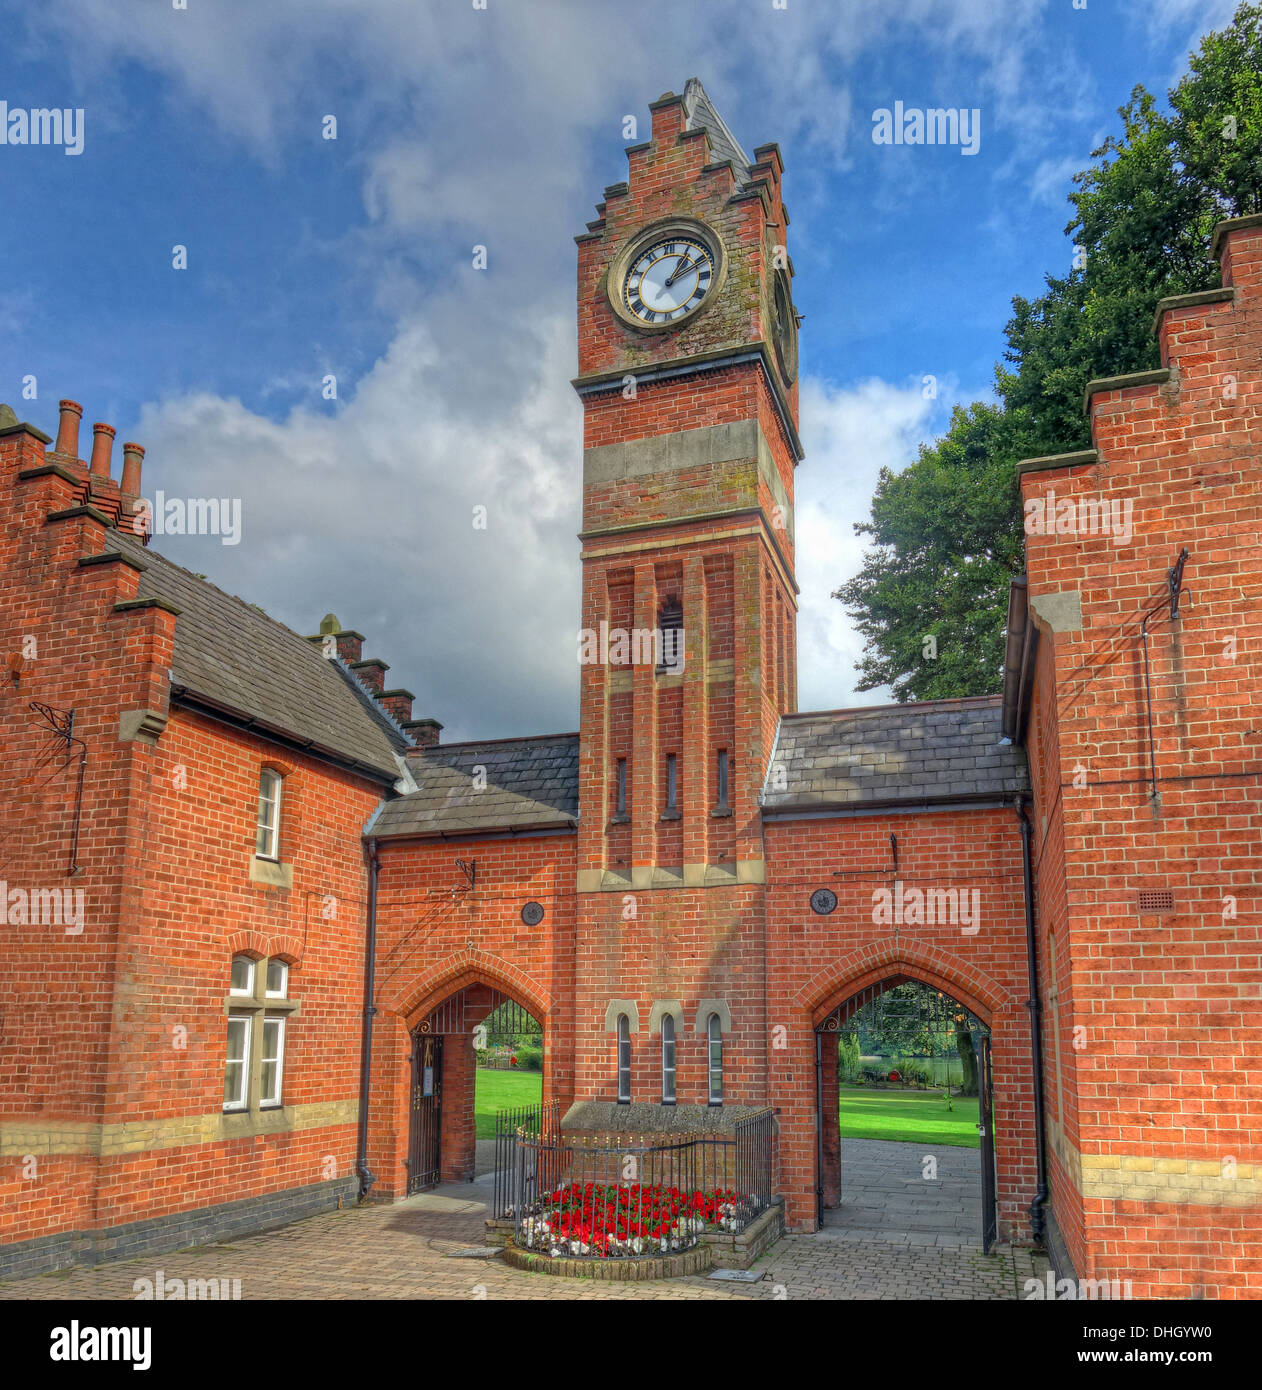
<box><xmin>0</xmin><ymin>1140</ymin><xmax>1046</xmax><ymax>1301</ymax></box>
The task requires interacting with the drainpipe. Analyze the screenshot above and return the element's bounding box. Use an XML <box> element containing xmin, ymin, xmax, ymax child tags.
<box><xmin>356</xmin><ymin>836</ymin><xmax>380</xmax><ymax>1198</ymax></box>
<box><xmin>1016</xmin><ymin>795</ymin><xmax>1049</xmax><ymax>1246</ymax></box>
<box><xmin>814</xmin><ymin>1031</ymin><xmax>824</xmax><ymax>1227</ymax></box>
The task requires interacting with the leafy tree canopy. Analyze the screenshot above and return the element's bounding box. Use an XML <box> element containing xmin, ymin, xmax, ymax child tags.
<box><xmin>836</xmin><ymin>4</ymin><xmax>1262</xmax><ymax>700</ymax></box>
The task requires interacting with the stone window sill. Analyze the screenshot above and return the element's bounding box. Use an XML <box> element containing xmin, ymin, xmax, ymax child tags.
<box><xmin>223</xmin><ymin>996</ymin><xmax>300</xmax><ymax>1017</ymax></box>
<box><xmin>249</xmin><ymin>856</ymin><xmax>293</xmax><ymax>889</ymax></box>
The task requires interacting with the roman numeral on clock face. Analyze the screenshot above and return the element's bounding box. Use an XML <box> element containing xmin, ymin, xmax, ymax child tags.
<box><xmin>620</xmin><ymin>231</ymin><xmax>717</xmax><ymax>324</ymax></box>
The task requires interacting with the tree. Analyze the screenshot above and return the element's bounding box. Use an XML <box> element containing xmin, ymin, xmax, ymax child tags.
<box><xmin>834</xmin><ymin>403</ymin><xmax>1023</xmax><ymax>699</ymax></box>
<box><xmin>836</xmin><ymin>5</ymin><xmax>1262</xmax><ymax>700</ymax></box>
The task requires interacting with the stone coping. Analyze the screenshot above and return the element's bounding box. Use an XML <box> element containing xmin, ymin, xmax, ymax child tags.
<box><xmin>1081</xmin><ymin>367</ymin><xmax>1170</xmax><ymax>414</ymax></box>
<box><xmin>1210</xmin><ymin>210</ymin><xmax>1262</xmax><ymax>261</ymax></box>
<box><xmin>1015</xmin><ymin>449</ymin><xmax>1098</xmax><ymax>478</ymax></box>
<box><xmin>503</xmin><ymin>1238</ymin><xmax>712</xmax><ymax>1280</ymax></box>
<box><xmin>1150</xmin><ymin>286</ymin><xmax>1235</xmax><ymax>335</ymax></box>
<box><xmin>560</xmin><ymin>1100</ymin><xmax>767</xmax><ymax>1134</ymax></box>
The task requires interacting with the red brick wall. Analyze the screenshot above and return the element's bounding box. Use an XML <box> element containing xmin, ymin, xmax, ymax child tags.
<box><xmin>764</xmin><ymin>807</ymin><xmax>1036</xmax><ymax>1235</ymax></box>
<box><xmin>571</xmin><ymin>884</ymin><xmax>769</xmax><ymax>1108</ymax></box>
<box><xmin>368</xmin><ymin>833</ymin><xmax>576</xmax><ymax>1198</ymax></box>
<box><xmin>1019</xmin><ymin>217</ymin><xmax>1262</xmax><ymax>1296</ymax></box>
<box><xmin>1</xmin><ymin>418</ymin><xmax>385</xmax><ymax>1254</ymax></box>
<box><xmin>1024</xmin><ymin>621</ymin><xmax>1091</xmax><ymax>1279</ymax></box>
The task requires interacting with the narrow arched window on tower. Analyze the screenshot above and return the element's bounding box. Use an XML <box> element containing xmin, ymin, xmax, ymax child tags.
<box><xmin>657</xmin><ymin>597</ymin><xmax>683</xmax><ymax>673</ymax></box>
<box><xmin>616</xmin><ymin>1013</ymin><xmax>631</xmax><ymax>1104</ymax></box>
<box><xmin>661</xmin><ymin>1013</ymin><xmax>676</xmax><ymax>1105</ymax></box>
<box><xmin>707</xmin><ymin>1013</ymin><xmax>723</xmax><ymax>1106</ymax></box>
<box><xmin>715</xmin><ymin>749</ymin><xmax>730</xmax><ymax>813</ymax></box>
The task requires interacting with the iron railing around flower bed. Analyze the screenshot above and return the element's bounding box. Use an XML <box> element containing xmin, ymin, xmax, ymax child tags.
<box><xmin>512</xmin><ymin>1110</ymin><xmax>776</xmax><ymax>1260</ymax></box>
<box><xmin>491</xmin><ymin>1098</ymin><xmax>561</xmax><ymax>1220</ymax></box>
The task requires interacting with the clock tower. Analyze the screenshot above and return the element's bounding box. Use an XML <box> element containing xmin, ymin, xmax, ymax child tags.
<box><xmin>570</xmin><ymin>80</ymin><xmax>802</xmax><ymax>1123</ymax></box>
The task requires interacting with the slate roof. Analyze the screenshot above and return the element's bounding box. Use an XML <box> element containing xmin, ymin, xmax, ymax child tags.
<box><xmin>761</xmin><ymin>696</ymin><xmax>1029</xmax><ymax>811</ymax></box>
<box><xmin>112</xmin><ymin>533</ymin><xmax>408</xmax><ymax>780</ymax></box>
<box><xmin>369</xmin><ymin>734</ymin><xmax>580</xmax><ymax>839</ymax></box>
<box><xmin>682</xmin><ymin>78</ymin><xmax>753</xmax><ymax>186</ymax></box>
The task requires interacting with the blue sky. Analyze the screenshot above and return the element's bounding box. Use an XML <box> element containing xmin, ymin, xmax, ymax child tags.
<box><xmin>0</xmin><ymin>0</ymin><xmax>1237</xmax><ymax>739</ymax></box>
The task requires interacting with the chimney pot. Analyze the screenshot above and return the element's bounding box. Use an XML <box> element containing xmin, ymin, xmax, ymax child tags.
<box><xmin>89</xmin><ymin>423</ymin><xmax>116</xmax><ymax>478</ymax></box>
<box><xmin>121</xmin><ymin>442</ymin><xmax>145</xmax><ymax>495</ymax></box>
<box><xmin>55</xmin><ymin>400</ymin><xmax>83</xmax><ymax>459</ymax></box>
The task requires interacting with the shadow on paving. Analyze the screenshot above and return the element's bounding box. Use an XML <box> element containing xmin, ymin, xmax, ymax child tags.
<box><xmin>0</xmin><ymin>1140</ymin><xmax>1046</xmax><ymax>1301</ymax></box>
<box><xmin>824</xmin><ymin>1137</ymin><xmax>984</xmax><ymax>1248</ymax></box>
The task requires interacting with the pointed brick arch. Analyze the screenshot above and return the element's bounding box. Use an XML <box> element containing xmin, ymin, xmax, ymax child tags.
<box><xmin>797</xmin><ymin>938</ymin><xmax>1014</xmax><ymax>1030</ymax></box>
<box><xmin>388</xmin><ymin>946</ymin><xmax>556</xmax><ymax>1031</ymax></box>
<box><xmin>371</xmin><ymin>948</ymin><xmax>558</xmax><ymax>1194</ymax></box>
<box><xmin>805</xmin><ymin>936</ymin><xmax>1030</xmax><ymax>1240</ymax></box>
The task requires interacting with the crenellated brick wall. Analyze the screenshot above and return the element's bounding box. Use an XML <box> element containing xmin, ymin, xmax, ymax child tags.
<box><xmin>1018</xmin><ymin>213</ymin><xmax>1262</xmax><ymax>1298</ymax></box>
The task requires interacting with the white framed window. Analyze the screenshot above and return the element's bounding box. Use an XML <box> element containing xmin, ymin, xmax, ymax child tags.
<box><xmin>255</xmin><ymin>767</ymin><xmax>283</xmax><ymax>860</ymax></box>
<box><xmin>616</xmin><ymin>1013</ymin><xmax>631</xmax><ymax>1104</ymax></box>
<box><xmin>707</xmin><ymin>1012</ymin><xmax>723</xmax><ymax>1106</ymax></box>
<box><xmin>224</xmin><ymin>1015</ymin><xmax>251</xmax><ymax>1111</ymax></box>
<box><xmin>229</xmin><ymin>955</ymin><xmax>255</xmax><ymax>996</ymax></box>
<box><xmin>260</xmin><ymin>1016</ymin><xmax>286</xmax><ymax>1108</ymax></box>
<box><xmin>265</xmin><ymin>958</ymin><xmax>289</xmax><ymax>998</ymax></box>
<box><xmin>661</xmin><ymin>1013</ymin><xmax>676</xmax><ymax>1105</ymax></box>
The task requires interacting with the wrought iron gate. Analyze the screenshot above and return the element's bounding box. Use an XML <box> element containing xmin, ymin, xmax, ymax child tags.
<box><xmin>407</xmin><ymin>1033</ymin><xmax>443</xmax><ymax>1194</ymax></box>
<box><xmin>976</xmin><ymin>1031</ymin><xmax>998</xmax><ymax>1253</ymax></box>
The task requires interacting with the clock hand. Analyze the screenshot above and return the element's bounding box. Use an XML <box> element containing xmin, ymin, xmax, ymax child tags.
<box><xmin>664</xmin><ymin>253</ymin><xmax>697</xmax><ymax>288</ymax></box>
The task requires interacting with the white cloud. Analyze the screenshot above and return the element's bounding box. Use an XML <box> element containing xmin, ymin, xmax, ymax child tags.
<box><xmin>1028</xmin><ymin>153</ymin><xmax>1082</xmax><ymax>208</ymax></box>
<box><xmin>794</xmin><ymin>376</ymin><xmax>944</xmax><ymax>713</ymax></box>
<box><xmin>11</xmin><ymin>0</ymin><xmax>1083</xmax><ymax>734</ymax></box>
<box><xmin>136</xmin><ymin>307</ymin><xmax>583</xmax><ymax>741</ymax></box>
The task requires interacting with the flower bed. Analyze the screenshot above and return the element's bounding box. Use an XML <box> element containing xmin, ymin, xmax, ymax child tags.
<box><xmin>518</xmin><ymin>1181</ymin><xmax>746</xmax><ymax>1259</ymax></box>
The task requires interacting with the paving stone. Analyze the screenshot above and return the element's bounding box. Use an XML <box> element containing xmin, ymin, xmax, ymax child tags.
<box><xmin>0</xmin><ymin>1137</ymin><xmax>1047</xmax><ymax>1302</ymax></box>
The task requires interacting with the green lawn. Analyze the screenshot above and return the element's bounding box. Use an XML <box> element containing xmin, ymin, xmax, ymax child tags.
<box><xmin>471</xmin><ymin>1072</ymin><xmax>975</xmax><ymax>1146</ymax></box>
<box><xmin>474</xmin><ymin>1068</ymin><xmax>543</xmax><ymax>1138</ymax></box>
<box><xmin>839</xmin><ymin>1085</ymin><xmax>980</xmax><ymax>1148</ymax></box>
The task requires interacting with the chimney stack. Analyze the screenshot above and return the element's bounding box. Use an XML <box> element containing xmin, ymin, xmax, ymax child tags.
<box><xmin>306</xmin><ymin>614</ymin><xmax>365</xmax><ymax>663</ymax></box>
<box><xmin>120</xmin><ymin>442</ymin><xmax>144</xmax><ymax>495</ymax></box>
<box><xmin>89</xmin><ymin>422</ymin><xmax>115</xmax><ymax>478</ymax></box>
<box><xmin>375</xmin><ymin>688</ymin><xmax>415</xmax><ymax>724</ymax></box>
<box><xmin>55</xmin><ymin>399</ymin><xmax>83</xmax><ymax>459</ymax></box>
<box><xmin>350</xmin><ymin>657</ymin><xmax>389</xmax><ymax>693</ymax></box>
<box><xmin>403</xmin><ymin>717</ymin><xmax>443</xmax><ymax>748</ymax></box>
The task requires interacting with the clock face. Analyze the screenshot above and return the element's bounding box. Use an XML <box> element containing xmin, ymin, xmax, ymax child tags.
<box><xmin>772</xmin><ymin>271</ymin><xmax>798</xmax><ymax>383</ymax></box>
<box><xmin>622</xmin><ymin>235</ymin><xmax>715</xmax><ymax>326</ymax></box>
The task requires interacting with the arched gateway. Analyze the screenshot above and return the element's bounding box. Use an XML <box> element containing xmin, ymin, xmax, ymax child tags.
<box><xmin>404</xmin><ymin>983</ymin><xmax>545</xmax><ymax>1193</ymax></box>
<box><xmin>805</xmin><ymin>956</ymin><xmax>1031</xmax><ymax>1249</ymax></box>
<box><xmin>815</xmin><ymin>976</ymin><xmax>997</xmax><ymax>1249</ymax></box>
